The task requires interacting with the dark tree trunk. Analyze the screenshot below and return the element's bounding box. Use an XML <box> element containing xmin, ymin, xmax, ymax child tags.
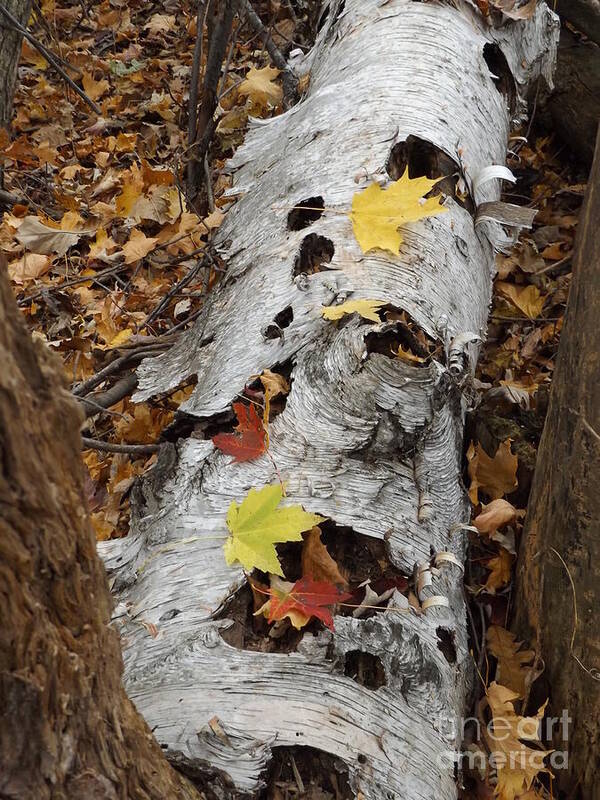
<box><xmin>0</xmin><ymin>259</ymin><xmax>204</xmax><ymax>800</ymax></box>
<box><xmin>516</xmin><ymin>131</ymin><xmax>600</xmax><ymax>800</ymax></box>
<box><xmin>557</xmin><ymin>0</ymin><xmax>600</xmax><ymax>44</ymax></box>
<box><xmin>0</xmin><ymin>15</ymin><xmax>203</xmax><ymax>796</ymax></box>
<box><xmin>0</xmin><ymin>0</ymin><xmax>31</xmax><ymax>127</ymax></box>
<box><xmin>548</xmin><ymin>29</ymin><xmax>600</xmax><ymax>167</ymax></box>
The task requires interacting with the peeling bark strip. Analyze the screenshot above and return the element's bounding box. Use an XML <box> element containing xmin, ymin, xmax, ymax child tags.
<box><xmin>101</xmin><ymin>2</ymin><xmax>558</xmax><ymax>797</ymax></box>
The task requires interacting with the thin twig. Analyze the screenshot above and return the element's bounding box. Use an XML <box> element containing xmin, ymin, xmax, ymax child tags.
<box><xmin>138</xmin><ymin>253</ymin><xmax>210</xmax><ymax>331</ymax></box>
<box><xmin>187</xmin><ymin>0</ymin><xmax>208</xmax><ymax>195</ymax></box>
<box><xmin>80</xmin><ymin>372</ymin><xmax>138</xmax><ymax>419</ymax></box>
<box><xmin>81</xmin><ymin>437</ymin><xmax>159</xmax><ymax>455</ymax></box>
<box><xmin>72</xmin><ymin>343</ymin><xmax>170</xmax><ymax>396</ymax></box>
<box><xmin>235</xmin><ymin>0</ymin><xmax>298</xmax><ymax>106</ymax></box>
<box><xmin>18</xmin><ymin>263</ymin><xmax>127</xmax><ymax>305</ymax></box>
<box><xmin>0</xmin><ymin>3</ymin><xmax>102</xmax><ymax>115</ymax></box>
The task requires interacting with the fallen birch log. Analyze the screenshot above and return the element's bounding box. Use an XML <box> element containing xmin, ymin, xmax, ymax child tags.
<box><xmin>100</xmin><ymin>2</ymin><xmax>558</xmax><ymax>797</ymax></box>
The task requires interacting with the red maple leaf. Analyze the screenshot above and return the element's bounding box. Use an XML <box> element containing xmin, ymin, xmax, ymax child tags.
<box><xmin>267</xmin><ymin>577</ymin><xmax>351</xmax><ymax>631</ymax></box>
<box><xmin>212</xmin><ymin>402</ymin><xmax>266</xmax><ymax>462</ymax></box>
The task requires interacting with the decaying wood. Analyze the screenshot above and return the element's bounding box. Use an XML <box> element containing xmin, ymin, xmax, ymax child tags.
<box><xmin>548</xmin><ymin>29</ymin><xmax>600</xmax><ymax>166</ymax></box>
<box><xmin>557</xmin><ymin>0</ymin><xmax>600</xmax><ymax>44</ymax></box>
<box><xmin>515</xmin><ymin>131</ymin><xmax>600</xmax><ymax>800</ymax></box>
<box><xmin>100</xmin><ymin>1</ymin><xmax>558</xmax><ymax>797</ymax></box>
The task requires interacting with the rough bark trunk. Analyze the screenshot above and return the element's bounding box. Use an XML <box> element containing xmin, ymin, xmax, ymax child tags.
<box><xmin>0</xmin><ymin>259</ymin><xmax>205</xmax><ymax>800</ymax></box>
<box><xmin>99</xmin><ymin>2</ymin><xmax>558</xmax><ymax>798</ymax></box>
<box><xmin>0</xmin><ymin>0</ymin><xmax>31</xmax><ymax>128</ymax></box>
<box><xmin>0</xmin><ymin>16</ymin><xmax>203</xmax><ymax>790</ymax></box>
<box><xmin>547</xmin><ymin>29</ymin><xmax>600</xmax><ymax>167</ymax></box>
<box><xmin>515</xmin><ymin>132</ymin><xmax>600</xmax><ymax>800</ymax></box>
<box><xmin>0</xmin><ymin>15</ymin><xmax>198</xmax><ymax>799</ymax></box>
<box><xmin>557</xmin><ymin>0</ymin><xmax>600</xmax><ymax>44</ymax></box>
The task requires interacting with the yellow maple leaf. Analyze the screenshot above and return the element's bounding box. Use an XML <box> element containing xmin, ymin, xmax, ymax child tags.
<box><xmin>350</xmin><ymin>169</ymin><xmax>447</xmax><ymax>255</ymax></box>
<box><xmin>484</xmin><ymin>682</ymin><xmax>552</xmax><ymax>800</ymax></box>
<box><xmin>224</xmin><ymin>484</ymin><xmax>324</xmax><ymax>575</ymax></box>
<box><xmin>322</xmin><ymin>299</ymin><xmax>385</xmax><ymax>322</ymax></box>
<box><xmin>487</xmin><ymin>626</ymin><xmax>540</xmax><ymax>698</ymax></box>
<box><xmin>237</xmin><ymin>66</ymin><xmax>282</xmax><ymax>109</ymax></box>
<box><xmin>496</xmin><ymin>282</ymin><xmax>547</xmax><ymax>319</ymax></box>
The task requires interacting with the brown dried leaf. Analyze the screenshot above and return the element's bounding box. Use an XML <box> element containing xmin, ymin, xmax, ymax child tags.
<box><xmin>473</xmin><ymin>499</ymin><xmax>519</xmax><ymax>535</ymax></box>
<box><xmin>302</xmin><ymin>527</ymin><xmax>347</xmax><ymax>587</ymax></box>
<box><xmin>487</xmin><ymin>625</ymin><xmax>541</xmax><ymax>698</ymax></box>
<box><xmin>468</xmin><ymin>439</ymin><xmax>518</xmax><ymax>503</ymax></box>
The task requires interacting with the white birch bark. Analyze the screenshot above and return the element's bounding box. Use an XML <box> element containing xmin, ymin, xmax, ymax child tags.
<box><xmin>100</xmin><ymin>2</ymin><xmax>558</xmax><ymax>797</ymax></box>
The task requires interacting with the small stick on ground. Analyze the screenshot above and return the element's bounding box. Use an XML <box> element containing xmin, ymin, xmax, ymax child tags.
<box><xmin>18</xmin><ymin>263</ymin><xmax>129</xmax><ymax>306</ymax></box>
<box><xmin>72</xmin><ymin>342</ymin><xmax>171</xmax><ymax>397</ymax></box>
<box><xmin>80</xmin><ymin>372</ymin><xmax>138</xmax><ymax>419</ymax></box>
<box><xmin>138</xmin><ymin>253</ymin><xmax>210</xmax><ymax>331</ymax></box>
<box><xmin>81</xmin><ymin>437</ymin><xmax>160</xmax><ymax>456</ymax></box>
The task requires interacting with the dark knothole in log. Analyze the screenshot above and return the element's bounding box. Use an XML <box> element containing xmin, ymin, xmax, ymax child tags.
<box><xmin>436</xmin><ymin>626</ymin><xmax>457</xmax><ymax>664</ymax></box>
<box><xmin>294</xmin><ymin>233</ymin><xmax>335</xmax><ymax>276</ymax></box>
<box><xmin>263</xmin><ymin>746</ymin><xmax>353</xmax><ymax>799</ymax></box>
<box><xmin>386</xmin><ymin>134</ymin><xmax>474</xmax><ymax>215</ymax></box>
<box><xmin>365</xmin><ymin>307</ymin><xmax>441</xmax><ymax>363</ymax></box>
<box><xmin>273</xmin><ymin>305</ymin><xmax>294</xmax><ymax>329</ymax></box>
<box><xmin>344</xmin><ymin>650</ymin><xmax>387</xmax><ymax>689</ymax></box>
<box><xmin>287</xmin><ymin>196</ymin><xmax>325</xmax><ymax>231</ymax></box>
<box><xmin>482</xmin><ymin>43</ymin><xmax>517</xmax><ymax>116</ymax></box>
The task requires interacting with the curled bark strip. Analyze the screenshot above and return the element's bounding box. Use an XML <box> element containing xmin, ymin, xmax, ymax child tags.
<box><xmin>101</xmin><ymin>2</ymin><xmax>558</xmax><ymax>797</ymax></box>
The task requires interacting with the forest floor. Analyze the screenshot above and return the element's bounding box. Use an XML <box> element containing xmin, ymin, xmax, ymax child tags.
<box><xmin>0</xmin><ymin>1</ymin><xmax>588</xmax><ymax>798</ymax></box>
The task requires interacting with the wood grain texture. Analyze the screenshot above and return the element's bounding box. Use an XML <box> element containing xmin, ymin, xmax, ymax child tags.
<box><xmin>101</xmin><ymin>1</ymin><xmax>558</xmax><ymax>797</ymax></box>
<box><xmin>548</xmin><ymin>29</ymin><xmax>600</xmax><ymax>166</ymax></box>
<box><xmin>516</xmin><ymin>131</ymin><xmax>600</xmax><ymax>800</ymax></box>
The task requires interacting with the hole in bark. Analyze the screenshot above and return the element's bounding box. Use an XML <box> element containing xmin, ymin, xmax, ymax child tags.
<box><xmin>483</xmin><ymin>43</ymin><xmax>517</xmax><ymax>115</ymax></box>
<box><xmin>344</xmin><ymin>650</ymin><xmax>387</xmax><ymax>689</ymax></box>
<box><xmin>167</xmin><ymin>751</ymin><xmax>238</xmax><ymax>799</ymax></box>
<box><xmin>203</xmin><ymin>361</ymin><xmax>292</xmax><ymax>441</ymax></box>
<box><xmin>216</xmin><ymin>581</ymin><xmax>320</xmax><ymax>654</ymax></box>
<box><xmin>216</xmin><ymin>522</ymin><xmax>409</xmax><ymax>652</ymax></box>
<box><xmin>365</xmin><ymin>307</ymin><xmax>441</xmax><ymax>363</ymax></box>
<box><xmin>287</xmin><ymin>196</ymin><xmax>325</xmax><ymax>231</ymax></box>
<box><xmin>262</xmin><ymin>745</ymin><xmax>352</xmax><ymax>799</ymax></box>
<box><xmin>436</xmin><ymin>627</ymin><xmax>457</xmax><ymax>664</ymax></box>
<box><xmin>386</xmin><ymin>134</ymin><xmax>473</xmax><ymax>214</ymax></box>
<box><xmin>273</xmin><ymin>304</ymin><xmax>294</xmax><ymax>329</ymax></box>
<box><xmin>294</xmin><ymin>233</ymin><xmax>335</xmax><ymax>276</ymax></box>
